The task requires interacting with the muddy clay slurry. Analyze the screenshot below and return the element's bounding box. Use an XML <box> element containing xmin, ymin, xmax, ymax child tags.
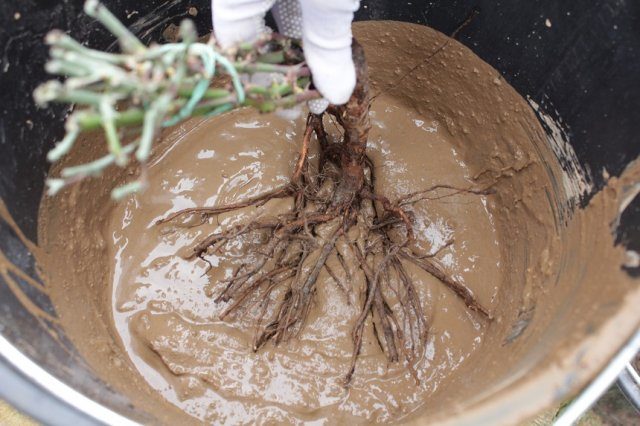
<box><xmin>38</xmin><ymin>21</ymin><xmax>537</xmax><ymax>424</ymax></box>
<box><xmin>34</xmin><ymin>21</ymin><xmax>638</xmax><ymax>424</ymax></box>
<box><xmin>116</xmin><ymin>92</ymin><xmax>502</xmax><ymax>419</ymax></box>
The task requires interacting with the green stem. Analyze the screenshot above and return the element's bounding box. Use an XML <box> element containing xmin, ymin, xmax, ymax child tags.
<box><xmin>75</xmin><ymin>108</ymin><xmax>146</xmax><ymax>130</ymax></box>
<box><xmin>47</xmin><ymin>128</ymin><xmax>80</xmax><ymax>162</ymax></box>
<box><xmin>137</xmin><ymin>93</ymin><xmax>173</xmax><ymax>161</ymax></box>
<box><xmin>234</xmin><ymin>62</ymin><xmax>310</xmax><ymax>76</ymax></box>
<box><xmin>256</xmin><ymin>51</ymin><xmax>285</xmax><ymax>64</ymax></box>
<box><xmin>61</xmin><ymin>141</ymin><xmax>138</xmax><ymax>178</ymax></box>
<box><xmin>83</xmin><ymin>0</ymin><xmax>145</xmax><ymax>54</ymax></box>
<box><xmin>74</xmin><ymin>89</ymin><xmax>320</xmax><ymax>131</ymax></box>
<box><xmin>99</xmin><ymin>99</ymin><xmax>125</xmax><ymax>165</ymax></box>
<box><xmin>46</xmin><ymin>30</ymin><xmax>127</xmax><ymax>64</ymax></box>
<box><xmin>178</xmin><ymin>87</ymin><xmax>231</xmax><ymax>100</ymax></box>
<box><xmin>40</xmin><ymin>85</ymin><xmax>105</xmax><ymax>106</ymax></box>
<box><xmin>45</xmin><ymin>59</ymin><xmax>91</xmax><ymax>77</ymax></box>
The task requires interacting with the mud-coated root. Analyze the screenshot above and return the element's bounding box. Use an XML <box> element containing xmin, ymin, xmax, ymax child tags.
<box><xmin>156</xmin><ymin>39</ymin><xmax>492</xmax><ymax>384</ymax></box>
<box><xmin>157</xmin><ymin>113</ymin><xmax>492</xmax><ymax>384</ymax></box>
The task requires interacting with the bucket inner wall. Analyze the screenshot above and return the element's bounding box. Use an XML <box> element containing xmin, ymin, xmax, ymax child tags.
<box><xmin>0</xmin><ymin>0</ymin><xmax>639</xmax><ymax>424</ymax></box>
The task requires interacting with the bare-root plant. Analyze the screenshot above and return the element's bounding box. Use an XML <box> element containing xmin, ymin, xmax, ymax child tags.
<box><xmin>36</xmin><ymin>0</ymin><xmax>493</xmax><ymax>384</ymax></box>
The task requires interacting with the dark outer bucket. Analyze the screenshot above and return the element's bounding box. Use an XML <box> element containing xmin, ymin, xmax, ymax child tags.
<box><xmin>0</xmin><ymin>1</ymin><xmax>638</xmax><ymax>424</ymax></box>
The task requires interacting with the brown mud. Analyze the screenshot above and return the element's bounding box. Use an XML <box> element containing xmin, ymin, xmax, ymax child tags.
<box><xmin>33</xmin><ymin>21</ymin><xmax>640</xmax><ymax>425</ymax></box>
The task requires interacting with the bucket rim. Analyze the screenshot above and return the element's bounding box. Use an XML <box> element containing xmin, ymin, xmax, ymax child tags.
<box><xmin>0</xmin><ymin>333</ymin><xmax>139</xmax><ymax>426</ymax></box>
<box><xmin>0</xmin><ymin>314</ymin><xmax>638</xmax><ymax>424</ymax></box>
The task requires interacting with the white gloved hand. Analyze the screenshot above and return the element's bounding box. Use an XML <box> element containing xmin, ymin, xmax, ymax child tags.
<box><xmin>212</xmin><ymin>0</ymin><xmax>360</xmax><ymax>114</ymax></box>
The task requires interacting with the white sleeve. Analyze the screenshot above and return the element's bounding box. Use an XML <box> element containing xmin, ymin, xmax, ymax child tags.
<box><xmin>300</xmin><ymin>0</ymin><xmax>359</xmax><ymax>105</ymax></box>
<box><xmin>212</xmin><ymin>0</ymin><xmax>360</xmax><ymax>108</ymax></box>
<box><xmin>212</xmin><ymin>0</ymin><xmax>277</xmax><ymax>48</ymax></box>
